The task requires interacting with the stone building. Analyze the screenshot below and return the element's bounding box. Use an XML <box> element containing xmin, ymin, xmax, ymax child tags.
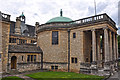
<box><xmin>36</xmin><ymin>10</ymin><xmax>119</xmax><ymax>75</ymax></box>
<box><xmin>0</xmin><ymin>10</ymin><xmax>119</xmax><ymax>76</ymax></box>
<box><xmin>0</xmin><ymin>11</ymin><xmax>43</xmax><ymax>74</ymax></box>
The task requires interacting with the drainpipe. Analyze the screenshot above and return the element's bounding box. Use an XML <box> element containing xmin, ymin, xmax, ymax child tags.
<box><xmin>68</xmin><ymin>29</ymin><xmax>70</xmax><ymax>72</ymax></box>
<box><xmin>41</xmin><ymin>52</ymin><xmax>43</xmax><ymax>70</ymax></box>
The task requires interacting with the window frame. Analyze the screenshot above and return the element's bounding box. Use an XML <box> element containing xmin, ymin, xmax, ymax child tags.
<box><xmin>73</xmin><ymin>33</ymin><xmax>76</xmax><ymax>38</ymax></box>
<box><xmin>71</xmin><ymin>57</ymin><xmax>77</xmax><ymax>63</ymax></box>
<box><xmin>52</xmin><ymin>31</ymin><xmax>59</xmax><ymax>45</ymax></box>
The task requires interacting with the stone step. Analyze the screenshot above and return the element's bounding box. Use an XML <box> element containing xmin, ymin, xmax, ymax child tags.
<box><xmin>9</xmin><ymin>69</ymin><xmax>20</xmax><ymax>74</ymax></box>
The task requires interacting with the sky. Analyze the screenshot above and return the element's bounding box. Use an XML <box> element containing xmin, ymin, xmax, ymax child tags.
<box><xmin>0</xmin><ymin>0</ymin><xmax>120</xmax><ymax>34</ymax></box>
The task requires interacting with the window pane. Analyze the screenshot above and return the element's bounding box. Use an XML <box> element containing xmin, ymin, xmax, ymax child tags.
<box><xmin>9</xmin><ymin>38</ymin><xmax>16</xmax><ymax>43</ymax></box>
<box><xmin>22</xmin><ymin>56</ymin><xmax>23</xmax><ymax>61</ymax></box>
<box><xmin>75</xmin><ymin>58</ymin><xmax>77</xmax><ymax>63</ymax></box>
<box><xmin>27</xmin><ymin>55</ymin><xmax>30</xmax><ymax>62</ymax></box>
<box><xmin>73</xmin><ymin>33</ymin><xmax>76</xmax><ymax>38</ymax></box>
<box><xmin>51</xmin><ymin>66</ymin><xmax>54</xmax><ymax>70</ymax></box>
<box><xmin>71</xmin><ymin>57</ymin><xmax>74</xmax><ymax>63</ymax></box>
<box><xmin>34</xmin><ymin>55</ymin><xmax>36</xmax><ymax>62</ymax></box>
<box><xmin>31</xmin><ymin>55</ymin><xmax>33</xmax><ymax>62</ymax></box>
<box><xmin>55</xmin><ymin>66</ymin><xmax>58</xmax><ymax>70</ymax></box>
<box><xmin>52</xmin><ymin>31</ymin><xmax>58</xmax><ymax>45</ymax></box>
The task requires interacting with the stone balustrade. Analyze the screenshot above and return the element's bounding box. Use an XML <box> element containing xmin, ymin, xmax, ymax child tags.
<box><xmin>37</xmin><ymin>13</ymin><xmax>116</xmax><ymax>31</ymax></box>
<box><xmin>0</xmin><ymin>11</ymin><xmax>10</xmax><ymax>21</ymax></box>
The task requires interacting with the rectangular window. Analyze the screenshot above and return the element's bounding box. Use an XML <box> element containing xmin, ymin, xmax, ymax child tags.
<box><xmin>52</xmin><ymin>31</ymin><xmax>59</xmax><ymax>45</ymax></box>
<box><xmin>75</xmin><ymin>58</ymin><xmax>77</xmax><ymax>63</ymax></box>
<box><xmin>19</xmin><ymin>39</ymin><xmax>27</xmax><ymax>44</ymax></box>
<box><xmin>51</xmin><ymin>66</ymin><xmax>54</xmax><ymax>70</ymax></box>
<box><xmin>71</xmin><ymin>57</ymin><xmax>74</xmax><ymax>63</ymax></box>
<box><xmin>31</xmin><ymin>40</ymin><xmax>36</xmax><ymax>43</ymax></box>
<box><xmin>73</xmin><ymin>33</ymin><xmax>76</xmax><ymax>38</ymax></box>
<box><xmin>34</xmin><ymin>55</ymin><xmax>36</xmax><ymax>62</ymax></box>
<box><xmin>55</xmin><ymin>66</ymin><xmax>58</xmax><ymax>70</ymax></box>
<box><xmin>31</xmin><ymin>55</ymin><xmax>33</xmax><ymax>62</ymax></box>
<box><xmin>71</xmin><ymin>57</ymin><xmax>77</xmax><ymax>63</ymax></box>
<box><xmin>9</xmin><ymin>38</ymin><xmax>16</xmax><ymax>43</ymax></box>
<box><xmin>27</xmin><ymin>55</ymin><xmax>30</xmax><ymax>62</ymax></box>
<box><xmin>0</xmin><ymin>54</ymin><xmax>1</xmax><ymax>61</ymax></box>
<box><xmin>22</xmin><ymin>56</ymin><xmax>24</xmax><ymax>61</ymax></box>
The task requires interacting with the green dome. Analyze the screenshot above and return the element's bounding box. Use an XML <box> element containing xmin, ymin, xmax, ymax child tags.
<box><xmin>46</xmin><ymin>9</ymin><xmax>72</xmax><ymax>23</ymax></box>
<box><xmin>46</xmin><ymin>16</ymin><xmax>73</xmax><ymax>23</ymax></box>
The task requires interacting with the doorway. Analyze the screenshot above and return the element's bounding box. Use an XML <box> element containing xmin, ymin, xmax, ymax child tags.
<box><xmin>11</xmin><ymin>56</ymin><xmax>17</xmax><ymax>69</ymax></box>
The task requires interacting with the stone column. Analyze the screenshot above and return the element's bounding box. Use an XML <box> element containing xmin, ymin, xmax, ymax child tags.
<box><xmin>104</xmin><ymin>27</ymin><xmax>111</xmax><ymax>75</ymax></box>
<box><xmin>92</xmin><ymin>29</ymin><xmax>96</xmax><ymax>62</ymax></box>
<box><xmin>97</xmin><ymin>33</ymin><xmax>100</xmax><ymax>61</ymax></box>
<box><xmin>109</xmin><ymin>31</ymin><xmax>112</xmax><ymax>61</ymax></box>
<box><xmin>113</xmin><ymin>33</ymin><xmax>116</xmax><ymax>61</ymax></box>
<box><xmin>91</xmin><ymin>29</ymin><xmax>97</xmax><ymax>74</ymax></box>
<box><xmin>104</xmin><ymin>28</ymin><xmax>109</xmax><ymax>62</ymax></box>
<box><xmin>116</xmin><ymin>35</ymin><xmax>119</xmax><ymax>60</ymax></box>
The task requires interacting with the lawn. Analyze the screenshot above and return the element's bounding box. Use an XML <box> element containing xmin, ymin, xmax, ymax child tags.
<box><xmin>1</xmin><ymin>76</ymin><xmax>24</xmax><ymax>80</ymax></box>
<box><xmin>25</xmin><ymin>71</ymin><xmax>104</xmax><ymax>80</ymax></box>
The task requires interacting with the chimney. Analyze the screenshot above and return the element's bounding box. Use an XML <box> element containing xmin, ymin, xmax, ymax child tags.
<box><xmin>35</xmin><ymin>22</ymin><xmax>39</xmax><ymax>37</ymax></box>
<box><xmin>15</xmin><ymin>17</ymin><xmax>21</xmax><ymax>35</ymax></box>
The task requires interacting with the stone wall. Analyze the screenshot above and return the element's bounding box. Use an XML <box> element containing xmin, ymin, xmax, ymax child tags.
<box><xmin>37</xmin><ymin>30</ymin><xmax>69</xmax><ymax>71</ymax></box>
<box><xmin>0</xmin><ymin>13</ymin><xmax>2</xmax><ymax>77</ymax></box>
<box><xmin>17</xmin><ymin>62</ymin><xmax>41</xmax><ymax>72</ymax></box>
<box><xmin>37</xmin><ymin>30</ymin><xmax>68</xmax><ymax>68</ymax></box>
<box><xmin>2</xmin><ymin>21</ymin><xmax>10</xmax><ymax>73</ymax></box>
<box><xmin>43</xmin><ymin>63</ymin><xmax>68</xmax><ymax>71</ymax></box>
<box><xmin>70</xmin><ymin>29</ymin><xmax>84</xmax><ymax>72</ymax></box>
<box><xmin>8</xmin><ymin>53</ymin><xmax>41</xmax><ymax>72</ymax></box>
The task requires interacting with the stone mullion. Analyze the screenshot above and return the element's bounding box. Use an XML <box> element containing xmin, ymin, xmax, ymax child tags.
<box><xmin>104</xmin><ymin>28</ymin><xmax>109</xmax><ymax>62</ymax></box>
<box><xmin>92</xmin><ymin>29</ymin><xmax>96</xmax><ymax>62</ymax></box>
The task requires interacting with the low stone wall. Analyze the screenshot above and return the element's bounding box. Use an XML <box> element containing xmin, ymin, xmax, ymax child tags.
<box><xmin>17</xmin><ymin>62</ymin><xmax>41</xmax><ymax>72</ymax></box>
<box><xmin>43</xmin><ymin>62</ymin><xmax>68</xmax><ymax>72</ymax></box>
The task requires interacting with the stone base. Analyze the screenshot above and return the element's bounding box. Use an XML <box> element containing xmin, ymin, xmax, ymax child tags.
<box><xmin>0</xmin><ymin>72</ymin><xmax>2</xmax><ymax>78</ymax></box>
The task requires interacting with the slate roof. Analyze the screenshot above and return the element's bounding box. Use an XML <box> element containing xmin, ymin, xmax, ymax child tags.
<box><xmin>8</xmin><ymin>44</ymin><xmax>42</xmax><ymax>53</ymax></box>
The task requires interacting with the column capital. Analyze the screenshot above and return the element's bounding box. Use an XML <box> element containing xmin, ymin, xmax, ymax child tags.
<box><xmin>79</xmin><ymin>30</ymin><xmax>83</xmax><ymax>32</ymax></box>
<box><xmin>103</xmin><ymin>27</ymin><xmax>108</xmax><ymax>30</ymax></box>
<box><xmin>91</xmin><ymin>29</ymin><xmax>95</xmax><ymax>31</ymax></box>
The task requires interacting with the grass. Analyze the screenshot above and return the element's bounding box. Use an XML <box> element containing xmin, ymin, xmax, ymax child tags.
<box><xmin>1</xmin><ymin>76</ymin><xmax>24</xmax><ymax>80</ymax></box>
<box><xmin>25</xmin><ymin>71</ymin><xmax>104</xmax><ymax>80</ymax></box>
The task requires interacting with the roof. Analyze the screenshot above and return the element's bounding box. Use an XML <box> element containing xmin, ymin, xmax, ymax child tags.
<box><xmin>10</xmin><ymin>21</ymin><xmax>35</xmax><ymax>37</ymax></box>
<box><xmin>46</xmin><ymin>9</ymin><xmax>72</xmax><ymax>23</ymax></box>
<box><xmin>46</xmin><ymin>16</ymin><xmax>73</xmax><ymax>23</ymax></box>
<box><xmin>8</xmin><ymin>44</ymin><xmax>42</xmax><ymax>53</ymax></box>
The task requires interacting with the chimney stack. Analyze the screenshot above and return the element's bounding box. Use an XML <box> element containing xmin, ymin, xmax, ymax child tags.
<box><xmin>15</xmin><ymin>17</ymin><xmax>21</xmax><ymax>35</ymax></box>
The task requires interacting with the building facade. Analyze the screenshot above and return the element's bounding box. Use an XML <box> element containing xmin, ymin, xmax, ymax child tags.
<box><xmin>0</xmin><ymin>10</ymin><xmax>119</xmax><ymax>76</ymax></box>
<box><xmin>36</xmin><ymin>10</ymin><xmax>119</xmax><ymax>75</ymax></box>
<box><xmin>0</xmin><ymin>11</ymin><xmax>43</xmax><ymax>74</ymax></box>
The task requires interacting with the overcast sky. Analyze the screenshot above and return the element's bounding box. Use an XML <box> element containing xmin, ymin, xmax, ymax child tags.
<box><xmin>0</xmin><ymin>0</ymin><xmax>119</xmax><ymax>27</ymax></box>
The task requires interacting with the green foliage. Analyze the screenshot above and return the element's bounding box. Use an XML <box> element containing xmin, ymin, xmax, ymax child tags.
<box><xmin>2</xmin><ymin>76</ymin><xmax>24</xmax><ymax>80</ymax></box>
